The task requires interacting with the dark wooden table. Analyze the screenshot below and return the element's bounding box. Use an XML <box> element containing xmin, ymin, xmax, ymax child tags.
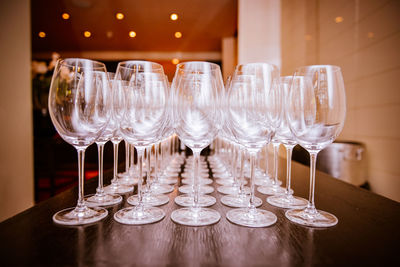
<box><xmin>1</xmin><ymin>157</ymin><xmax>399</xmax><ymax>266</ymax></box>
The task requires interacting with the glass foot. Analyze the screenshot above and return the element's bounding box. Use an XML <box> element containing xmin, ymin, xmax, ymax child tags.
<box><xmin>215</xmin><ymin>178</ymin><xmax>234</xmax><ymax>186</ymax></box>
<box><xmin>182</xmin><ymin>178</ymin><xmax>213</xmax><ymax>185</ymax></box>
<box><xmin>103</xmin><ymin>182</ymin><xmax>134</xmax><ymax>195</ymax></box>
<box><xmin>175</xmin><ymin>194</ymin><xmax>216</xmax><ymax>207</ymax></box>
<box><xmin>226</xmin><ymin>208</ymin><xmax>277</xmax><ymax>228</ymax></box>
<box><xmin>221</xmin><ymin>195</ymin><xmax>262</xmax><ymax>208</ymax></box>
<box><xmin>127</xmin><ymin>194</ymin><xmax>169</xmax><ymax>206</ymax></box>
<box><xmin>255</xmin><ymin>178</ymin><xmax>281</xmax><ymax>186</ymax></box>
<box><xmin>114</xmin><ymin>206</ymin><xmax>165</xmax><ymax>225</ymax></box>
<box><xmin>285</xmin><ymin>207</ymin><xmax>338</xmax><ymax>227</ymax></box>
<box><xmin>119</xmin><ymin>177</ymin><xmax>139</xmax><ymax>186</ymax></box>
<box><xmin>267</xmin><ymin>194</ymin><xmax>308</xmax><ymax>209</ymax></box>
<box><xmin>178</xmin><ymin>185</ymin><xmax>214</xmax><ymax>194</ymax></box>
<box><xmin>217</xmin><ymin>185</ymin><xmax>250</xmax><ymax>195</ymax></box>
<box><xmin>257</xmin><ymin>185</ymin><xmax>291</xmax><ymax>195</ymax></box>
<box><xmin>171</xmin><ymin>208</ymin><xmax>220</xmax><ymax>226</ymax></box>
<box><xmin>158</xmin><ymin>176</ymin><xmax>178</xmax><ymax>185</ymax></box>
<box><xmin>181</xmin><ymin>172</ymin><xmax>209</xmax><ymax>179</ymax></box>
<box><xmin>84</xmin><ymin>193</ymin><xmax>122</xmax><ymax>207</ymax></box>
<box><xmin>150</xmin><ymin>183</ymin><xmax>174</xmax><ymax>194</ymax></box>
<box><xmin>53</xmin><ymin>206</ymin><xmax>108</xmax><ymax>226</ymax></box>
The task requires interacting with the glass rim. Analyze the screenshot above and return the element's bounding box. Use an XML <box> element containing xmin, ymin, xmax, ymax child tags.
<box><xmin>117</xmin><ymin>60</ymin><xmax>164</xmax><ymax>71</ymax></box>
<box><xmin>295</xmin><ymin>65</ymin><xmax>342</xmax><ymax>73</ymax></box>
<box><xmin>235</xmin><ymin>62</ymin><xmax>279</xmax><ymax>70</ymax></box>
<box><xmin>176</xmin><ymin>61</ymin><xmax>221</xmax><ymax>71</ymax></box>
<box><xmin>58</xmin><ymin>58</ymin><xmax>106</xmax><ymax>70</ymax></box>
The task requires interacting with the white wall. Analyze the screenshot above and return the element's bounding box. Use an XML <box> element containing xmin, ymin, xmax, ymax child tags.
<box><xmin>0</xmin><ymin>0</ymin><xmax>34</xmax><ymax>221</ymax></box>
<box><xmin>281</xmin><ymin>0</ymin><xmax>400</xmax><ymax>202</ymax></box>
<box><xmin>238</xmin><ymin>0</ymin><xmax>281</xmax><ymax>67</ymax></box>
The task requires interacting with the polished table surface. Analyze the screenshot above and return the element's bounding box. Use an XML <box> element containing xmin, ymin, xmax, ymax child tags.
<box><xmin>1</xmin><ymin>156</ymin><xmax>399</xmax><ymax>267</ymax></box>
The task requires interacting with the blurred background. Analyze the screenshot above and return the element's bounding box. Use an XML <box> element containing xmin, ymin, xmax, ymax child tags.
<box><xmin>0</xmin><ymin>0</ymin><xmax>399</xmax><ymax>221</ymax></box>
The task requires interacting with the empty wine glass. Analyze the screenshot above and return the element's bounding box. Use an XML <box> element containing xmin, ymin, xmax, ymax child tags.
<box><xmin>48</xmin><ymin>58</ymin><xmax>110</xmax><ymax>225</ymax></box>
<box><xmin>225</xmin><ymin>64</ymin><xmax>279</xmax><ymax>227</ymax></box>
<box><xmin>267</xmin><ymin>76</ymin><xmax>308</xmax><ymax>209</ymax></box>
<box><xmin>285</xmin><ymin>65</ymin><xmax>346</xmax><ymax>227</ymax></box>
<box><xmin>113</xmin><ymin>61</ymin><xmax>169</xmax><ymax>225</ymax></box>
<box><xmin>104</xmin><ymin>79</ymin><xmax>134</xmax><ymax>194</ymax></box>
<box><xmin>170</xmin><ymin>61</ymin><xmax>223</xmax><ymax>226</ymax></box>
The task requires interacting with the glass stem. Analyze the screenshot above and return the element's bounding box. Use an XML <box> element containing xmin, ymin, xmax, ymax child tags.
<box><xmin>145</xmin><ymin>147</ymin><xmax>152</xmax><ymax>193</ymax></box>
<box><xmin>124</xmin><ymin>141</ymin><xmax>130</xmax><ymax>173</ymax></box>
<box><xmin>308</xmin><ymin>152</ymin><xmax>318</xmax><ymax>211</ymax></box>
<box><xmin>249</xmin><ymin>152</ymin><xmax>257</xmax><ymax>211</ymax></box>
<box><xmin>238</xmin><ymin>149</ymin><xmax>244</xmax><ymax>196</ymax></box>
<box><xmin>285</xmin><ymin>145</ymin><xmax>294</xmax><ymax>196</ymax></box>
<box><xmin>232</xmin><ymin>146</ymin><xmax>238</xmax><ymax>187</ymax></box>
<box><xmin>273</xmin><ymin>143</ymin><xmax>280</xmax><ymax>185</ymax></box>
<box><xmin>112</xmin><ymin>142</ymin><xmax>119</xmax><ymax>182</ymax></box>
<box><xmin>192</xmin><ymin>150</ymin><xmax>201</xmax><ymax>209</ymax></box>
<box><xmin>77</xmin><ymin>148</ymin><xmax>86</xmax><ymax>209</ymax></box>
<box><xmin>136</xmin><ymin>148</ymin><xmax>144</xmax><ymax>208</ymax></box>
<box><xmin>130</xmin><ymin>145</ymin><xmax>135</xmax><ymax>173</ymax></box>
<box><xmin>264</xmin><ymin>146</ymin><xmax>269</xmax><ymax>179</ymax></box>
<box><xmin>96</xmin><ymin>142</ymin><xmax>105</xmax><ymax>194</ymax></box>
<box><xmin>154</xmin><ymin>143</ymin><xmax>159</xmax><ymax>183</ymax></box>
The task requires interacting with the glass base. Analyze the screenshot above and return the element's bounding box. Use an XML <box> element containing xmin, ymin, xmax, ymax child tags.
<box><xmin>215</xmin><ymin>179</ymin><xmax>248</xmax><ymax>186</ymax></box>
<box><xmin>226</xmin><ymin>208</ymin><xmax>277</xmax><ymax>228</ymax></box>
<box><xmin>150</xmin><ymin>183</ymin><xmax>174</xmax><ymax>194</ymax></box>
<box><xmin>215</xmin><ymin>178</ymin><xmax>234</xmax><ymax>186</ymax></box>
<box><xmin>285</xmin><ymin>207</ymin><xmax>338</xmax><ymax>227</ymax></box>
<box><xmin>257</xmin><ymin>185</ymin><xmax>291</xmax><ymax>195</ymax></box>
<box><xmin>181</xmin><ymin>172</ymin><xmax>209</xmax><ymax>179</ymax></box>
<box><xmin>103</xmin><ymin>182</ymin><xmax>134</xmax><ymax>195</ymax></box>
<box><xmin>212</xmin><ymin>171</ymin><xmax>231</xmax><ymax>179</ymax></box>
<box><xmin>127</xmin><ymin>194</ymin><xmax>169</xmax><ymax>207</ymax></box>
<box><xmin>119</xmin><ymin>177</ymin><xmax>139</xmax><ymax>186</ymax></box>
<box><xmin>158</xmin><ymin>177</ymin><xmax>178</xmax><ymax>185</ymax></box>
<box><xmin>53</xmin><ymin>206</ymin><xmax>108</xmax><ymax>226</ymax></box>
<box><xmin>170</xmin><ymin>207</ymin><xmax>221</xmax><ymax>226</ymax></box>
<box><xmin>114</xmin><ymin>206</ymin><xmax>165</xmax><ymax>225</ymax></box>
<box><xmin>178</xmin><ymin>185</ymin><xmax>214</xmax><ymax>194</ymax></box>
<box><xmin>217</xmin><ymin>185</ymin><xmax>250</xmax><ymax>195</ymax></box>
<box><xmin>267</xmin><ymin>194</ymin><xmax>308</xmax><ymax>209</ymax></box>
<box><xmin>182</xmin><ymin>178</ymin><xmax>213</xmax><ymax>185</ymax></box>
<box><xmin>221</xmin><ymin>195</ymin><xmax>262</xmax><ymax>208</ymax></box>
<box><xmin>84</xmin><ymin>193</ymin><xmax>122</xmax><ymax>207</ymax></box>
<box><xmin>174</xmin><ymin>194</ymin><xmax>216</xmax><ymax>207</ymax></box>
<box><xmin>254</xmin><ymin>178</ymin><xmax>281</xmax><ymax>186</ymax></box>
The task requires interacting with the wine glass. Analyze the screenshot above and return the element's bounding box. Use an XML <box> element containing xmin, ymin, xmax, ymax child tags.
<box><xmin>126</xmin><ymin>76</ymin><xmax>171</xmax><ymax>207</ymax></box>
<box><xmin>225</xmin><ymin>64</ymin><xmax>279</xmax><ymax>227</ymax></box>
<box><xmin>285</xmin><ymin>65</ymin><xmax>346</xmax><ymax>227</ymax></box>
<box><xmin>170</xmin><ymin>61</ymin><xmax>223</xmax><ymax>226</ymax></box>
<box><xmin>266</xmin><ymin>76</ymin><xmax>308</xmax><ymax>209</ymax></box>
<box><xmin>103</xmin><ymin>78</ymin><xmax>134</xmax><ymax>194</ymax></box>
<box><xmin>48</xmin><ymin>58</ymin><xmax>110</xmax><ymax>225</ymax></box>
<box><xmin>113</xmin><ymin>61</ymin><xmax>169</xmax><ymax>225</ymax></box>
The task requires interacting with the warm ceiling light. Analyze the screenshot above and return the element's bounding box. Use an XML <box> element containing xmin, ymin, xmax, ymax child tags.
<box><xmin>116</xmin><ymin>13</ymin><xmax>124</xmax><ymax>20</ymax></box>
<box><xmin>367</xmin><ymin>32</ymin><xmax>374</xmax><ymax>39</ymax></box>
<box><xmin>335</xmin><ymin>16</ymin><xmax>344</xmax><ymax>23</ymax></box>
<box><xmin>106</xmin><ymin>31</ymin><xmax>113</xmax><ymax>38</ymax></box>
<box><xmin>62</xmin><ymin>13</ymin><xmax>70</xmax><ymax>20</ymax></box>
<box><xmin>170</xmin><ymin>13</ymin><xmax>178</xmax><ymax>21</ymax></box>
<box><xmin>38</xmin><ymin>31</ymin><xmax>46</xmax><ymax>38</ymax></box>
<box><xmin>172</xmin><ymin>58</ymin><xmax>179</xmax><ymax>65</ymax></box>
<box><xmin>83</xmin><ymin>31</ymin><xmax>91</xmax><ymax>38</ymax></box>
<box><xmin>174</xmin><ymin>31</ymin><xmax>182</xmax><ymax>38</ymax></box>
<box><xmin>129</xmin><ymin>31</ymin><xmax>136</xmax><ymax>38</ymax></box>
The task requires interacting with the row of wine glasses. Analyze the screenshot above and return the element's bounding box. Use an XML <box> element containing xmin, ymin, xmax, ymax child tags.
<box><xmin>48</xmin><ymin>58</ymin><xmax>346</xmax><ymax>228</ymax></box>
